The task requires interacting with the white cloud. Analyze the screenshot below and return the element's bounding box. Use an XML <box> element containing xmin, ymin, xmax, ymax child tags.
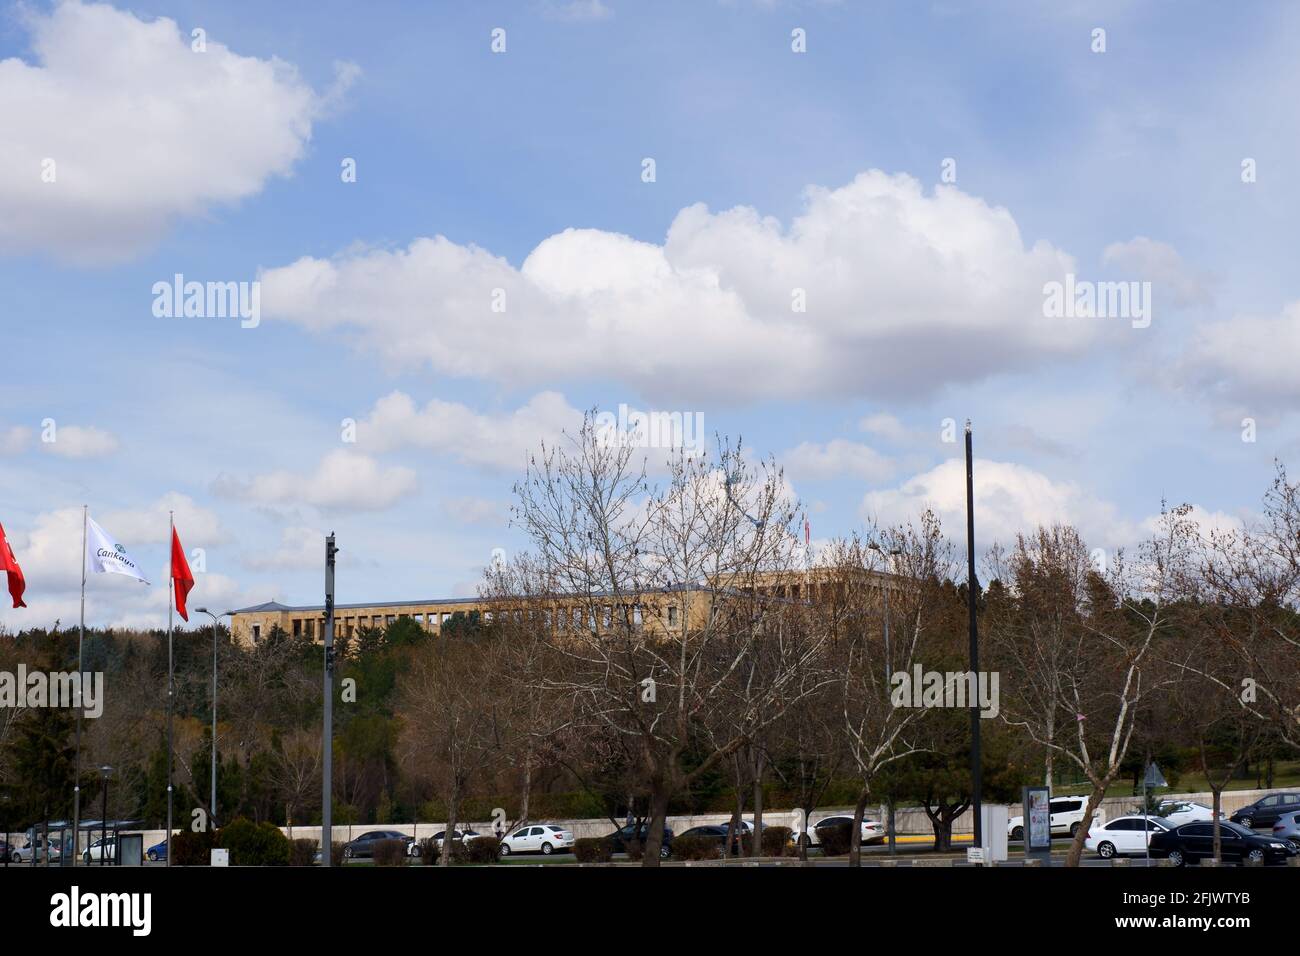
<box><xmin>214</xmin><ymin>449</ymin><xmax>417</xmax><ymax>512</ymax></box>
<box><xmin>1174</xmin><ymin>302</ymin><xmax>1300</xmax><ymax>406</ymax></box>
<box><xmin>103</xmin><ymin>492</ymin><xmax>227</xmax><ymax>546</ymax></box>
<box><xmin>858</xmin><ymin>413</ymin><xmax>910</xmax><ymax>444</ymax></box>
<box><xmin>1102</xmin><ymin>236</ymin><xmax>1211</xmax><ymax>307</ymax></box>
<box><xmin>0</xmin><ymin>426</ymin><xmax>31</xmax><ymax>455</ymax></box>
<box><xmin>243</xmin><ymin>525</ymin><xmax>323</xmax><ymax>571</ymax></box>
<box><xmin>782</xmin><ymin>438</ymin><xmax>895</xmax><ymax>483</ymax></box>
<box><xmin>40</xmin><ymin>424</ymin><xmax>119</xmax><ymax>459</ymax></box>
<box><xmin>358</xmin><ymin>391</ymin><xmax>583</xmax><ymax>471</ymax></box>
<box><xmin>540</xmin><ymin>0</ymin><xmax>613</xmax><ymax>20</ymax></box>
<box><xmin>260</xmin><ymin>170</ymin><xmax>1102</xmax><ymax>402</ymax></box>
<box><xmin>861</xmin><ymin>457</ymin><xmax>1127</xmax><ymax>548</ymax></box>
<box><xmin>0</xmin><ymin>1</ymin><xmax>353</xmax><ymax>262</ymax></box>
<box><xmin>440</xmin><ymin>496</ymin><xmax>508</xmax><ymax>528</ymax></box>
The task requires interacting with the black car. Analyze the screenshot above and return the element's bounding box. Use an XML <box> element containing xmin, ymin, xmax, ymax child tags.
<box><xmin>1149</xmin><ymin>820</ymin><xmax>1297</xmax><ymax>866</ymax></box>
<box><xmin>341</xmin><ymin>829</ymin><xmax>414</xmax><ymax>860</ymax></box>
<box><xmin>677</xmin><ymin>825</ymin><xmax>728</xmax><ymax>848</ymax></box>
<box><xmin>604</xmin><ymin>823</ymin><xmax>673</xmax><ymax>859</ymax></box>
<box><xmin>1230</xmin><ymin>792</ymin><xmax>1300</xmax><ymax>829</ymax></box>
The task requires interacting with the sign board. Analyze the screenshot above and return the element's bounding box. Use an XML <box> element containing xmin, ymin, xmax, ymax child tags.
<box><xmin>981</xmin><ymin>804</ymin><xmax>1009</xmax><ymax>862</ymax></box>
<box><xmin>966</xmin><ymin>847</ymin><xmax>985</xmax><ymax>864</ymax></box>
<box><xmin>1024</xmin><ymin>786</ymin><xmax>1052</xmax><ymax>852</ymax></box>
<box><xmin>210</xmin><ymin>848</ymin><xmax>229</xmax><ymax>867</ymax></box>
<box><xmin>118</xmin><ymin>833</ymin><xmax>144</xmax><ymax>867</ymax></box>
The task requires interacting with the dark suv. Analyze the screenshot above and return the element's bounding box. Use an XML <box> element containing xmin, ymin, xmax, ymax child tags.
<box><xmin>1230</xmin><ymin>792</ymin><xmax>1300</xmax><ymax>829</ymax></box>
<box><xmin>604</xmin><ymin>823</ymin><xmax>673</xmax><ymax>859</ymax></box>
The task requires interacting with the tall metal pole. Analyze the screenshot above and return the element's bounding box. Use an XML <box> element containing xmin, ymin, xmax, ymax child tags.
<box><xmin>211</xmin><ymin>618</ymin><xmax>218</xmax><ymax>827</ymax></box>
<box><xmin>965</xmin><ymin>421</ymin><xmax>984</xmax><ymax>847</ymax></box>
<box><xmin>322</xmin><ymin>533</ymin><xmax>337</xmax><ymax>866</ymax></box>
<box><xmin>166</xmin><ymin>512</ymin><xmax>174</xmax><ymax>867</ymax></box>
<box><xmin>71</xmin><ymin>505</ymin><xmax>87</xmax><ymax>866</ymax></box>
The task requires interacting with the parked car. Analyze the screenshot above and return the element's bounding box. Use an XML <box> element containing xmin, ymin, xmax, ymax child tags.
<box><xmin>1085</xmin><ymin>815</ymin><xmax>1171</xmax><ymax>858</ymax></box>
<box><xmin>677</xmin><ymin>825</ymin><xmax>728</xmax><ymax>849</ymax></box>
<box><xmin>11</xmin><ymin>838</ymin><xmax>61</xmax><ymax>863</ymax></box>
<box><xmin>792</xmin><ymin>815</ymin><xmax>886</xmax><ymax>848</ymax></box>
<box><xmin>145</xmin><ymin>838</ymin><xmax>168</xmax><ymax>862</ymax></box>
<box><xmin>341</xmin><ymin>830</ymin><xmax>415</xmax><ymax>860</ymax></box>
<box><xmin>1149</xmin><ymin>801</ymin><xmax>1222</xmax><ymax>826</ymax></box>
<box><xmin>1230</xmin><ymin>792</ymin><xmax>1300</xmax><ymax>829</ymax></box>
<box><xmin>1008</xmin><ymin>797</ymin><xmax>1087</xmax><ymax>840</ymax></box>
<box><xmin>499</xmin><ymin>824</ymin><xmax>575</xmax><ymax>856</ymax></box>
<box><xmin>603</xmin><ymin>823</ymin><xmax>673</xmax><ymax>858</ymax></box>
<box><xmin>1149</xmin><ymin>820</ymin><xmax>1297</xmax><ymax>866</ymax></box>
<box><xmin>83</xmin><ymin>836</ymin><xmax>117</xmax><ymax>863</ymax></box>
<box><xmin>0</xmin><ymin>839</ymin><xmax>14</xmax><ymax>863</ymax></box>
<box><xmin>1270</xmin><ymin>811</ymin><xmax>1300</xmax><ymax>846</ymax></box>
<box><xmin>422</xmin><ymin>829</ymin><xmax>488</xmax><ymax>856</ymax></box>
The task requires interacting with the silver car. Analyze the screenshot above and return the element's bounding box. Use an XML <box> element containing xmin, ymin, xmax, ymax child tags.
<box><xmin>1271</xmin><ymin>810</ymin><xmax>1300</xmax><ymax>849</ymax></box>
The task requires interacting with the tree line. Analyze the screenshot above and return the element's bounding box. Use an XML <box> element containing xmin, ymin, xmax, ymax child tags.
<box><xmin>2</xmin><ymin>418</ymin><xmax>1298</xmax><ymax>867</ymax></box>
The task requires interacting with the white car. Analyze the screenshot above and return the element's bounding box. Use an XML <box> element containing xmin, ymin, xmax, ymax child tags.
<box><xmin>498</xmin><ymin>824</ymin><xmax>574</xmax><ymax>856</ymax></box>
<box><xmin>1008</xmin><ymin>797</ymin><xmax>1088</xmax><ymax>840</ymax></box>
<box><xmin>1085</xmin><ymin>815</ymin><xmax>1171</xmax><ymax>858</ymax></box>
<box><xmin>792</xmin><ymin>815</ymin><xmax>886</xmax><ymax>847</ymax></box>
<box><xmin>1151</xmin><ymin>801</ymin><xmax>1221</xmax><ymax>826</ymax></box>
<box><xmin>419</xmin><ymin>829</ymin><xmax>489</xmax><ymax>856</ymax></box>
<box><xmin>83</xmin><ymin>836</ymin><xmax>117</xmax><ymax>863</ymax></box>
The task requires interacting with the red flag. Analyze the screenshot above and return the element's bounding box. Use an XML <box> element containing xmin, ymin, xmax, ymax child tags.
<box><xmin>170</xmin><ymin>527</ymin><xmax>194</xmax><ymax>622</ymax></box>
<box><xmin>0</xmin><ymin>522</ymin><xmax>26</xmax><ymax>608</ymax></box>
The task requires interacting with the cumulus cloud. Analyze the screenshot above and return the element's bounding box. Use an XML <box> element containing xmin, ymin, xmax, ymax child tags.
<box><xmin>9</xmin><ymin>495</ymin><xmax>223</xmax><ymax>588</ymax></box>
<box><xmin>0</xmin><ymin>1</ymin><xmax>353</xmax><ymax>262</ymax></box>
<box><xmin>1102</xmin><ymin>236</ymin><xmax>1211</xmax><ymax>308</ymax></box>
<box><xmin>1174</xmin><ymin>302</ymin><xmax>1300</xmax><ymax>407</ymax></box>
<box><xmin>861</xmin><ymin>457</ymin><xmax>1128</xmax><ymax>548</ymax></box>
<box><xmin>357</xmin><ymin>391</ymin><xmax>584</xmax><ymax>471</ymax></box>
<box><xmin>243</xmin><ymin>525</ymin><xmax>323</xmax><ymax>572</ymax></box>
<box><xmin>39</xmin><ymin>424</ymin><xmax>119</xmax><ymax>459</ymax></box>
<box><xmin>0</xmin><ymin>426</ymin><xmax>32</xmax><ymax>455</ymax></box>
<box><xmin>858</xmin><ymin>413</ymin><xmax>910</xmax><ymax>444</ymax></box>
<box><xmin>782</xmin><ymin>439</ymin><xmax>895</xmax><ymax>483</ymax></box>
<box><xmin>539</xmin><ymin>0</ymin><xmax>613</xmax><ymax>20</ymax></box>
<box><xmin>440</xmin><ymin>496</ymin><xmax>508</xmax><ymax>528</ymax></box>
<box><xmin>260</xmin><ymin>171</ymin><xmax>1102</xmax><ymax>402</ymax></box>
<box><xmin>213</xmin><ymin>449</ymin><xmax>417</xmax><ymax>512</ymax></box>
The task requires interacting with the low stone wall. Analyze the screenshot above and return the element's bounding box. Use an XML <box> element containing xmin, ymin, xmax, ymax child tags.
<box><xmin>5</xmin><ymin>787</ymin><xmax>1277</xmax><ymax>859</ymax></box>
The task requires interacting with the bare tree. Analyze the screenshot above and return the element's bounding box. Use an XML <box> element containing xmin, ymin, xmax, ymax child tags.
<box><xmin>509</xmin><ymin>416</ymin><xmax>831</xmax><ymax>865</ymax></box>
<box><xmin>991</xmin><ymin>511</ymin><xmax>1194</xmax><ymax>867</ymax></box>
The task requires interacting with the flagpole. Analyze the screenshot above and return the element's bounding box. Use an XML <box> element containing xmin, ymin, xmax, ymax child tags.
<box><xmin>166</xmin><ymin>512</ymin><xmax>175</xmax><ymax>867</ymax></box>
<box><xmin>72</xmin><ymin>504</ymin><xmax>87</xmax><ymax>866</ymax></box>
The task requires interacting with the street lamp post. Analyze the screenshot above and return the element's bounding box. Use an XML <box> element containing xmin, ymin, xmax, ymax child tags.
<box><xmin>98</xmin><ymin>765</ymin><xmax>112</xmax><ymax>866</ymax></box>
<box><xmin>868</xmin><ymin>540</ymin><xmax>903</xmax><ymax>856</ymax></box>
<box><xmin>195</xmin><ymin>608</ymin><xmax>231</xmax><ymax>829</ymax></box>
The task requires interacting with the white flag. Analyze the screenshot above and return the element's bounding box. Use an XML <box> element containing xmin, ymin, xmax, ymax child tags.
<box><xmin>85</xmin><ymin>516</ymin><xmax>150</xmax><ymax>585</ymax></box>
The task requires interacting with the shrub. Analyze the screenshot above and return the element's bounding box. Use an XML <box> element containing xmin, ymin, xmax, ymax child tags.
<box><xmin>216</xmin><ymin>818</ymin><xmax>291</xmax><ymax>866</ymax></box>
<box><xmin>671</xmin><ymin>835</ymin><xmax>722</xmax><ymax>861</ymax></box>
<box><xmin>572</xmin><ymin>837</ymin><xmax>613</xmax><ymax>863</ymax></box>
<box><xmin>289</xmin><ymin>839</ymin><xmax>317</xmax><ymax>867</ymax></box>
<box><xmin>762</xmin><ymin>826</ymin><xmax>793</xmax><ymax>857</ymax></box>
<box><xmin>372</xmin><ymin>839</ymin><xmax>408</xmax><ymax>867</ymax></box>
<box><xmin>331</xmin><ymin>841</ymin><xmax>347</xmax><ymax>866</ymax></box>
<box><xmin>170</xmin><ymin>828</ymin><xmax>216</xmax><ymax>867</ymax></box>
<box><xmin>625</xmin><ymin>838</ymin><xmax>644</xmax><ymax>862</ymax></box>
<box><xmin>460</xmin><ymin>836</ymin><xmax>500</xmax><ymax>865</ymax></box>
<box><xmin>817</xmin><ymin>822</ymin><xmax>853</xmax><ymax>857</ymax></box>
<box><xmin>419</xmin><ymin>837</ymin><xmax>440</xmax><ymax>864</ymax></box>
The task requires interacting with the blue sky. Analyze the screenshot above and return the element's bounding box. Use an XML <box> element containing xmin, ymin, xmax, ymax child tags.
<box><xmin>2</xmin><ymin>0</ymin><xmax>1297</xmax><ymax>629</ymax></box>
